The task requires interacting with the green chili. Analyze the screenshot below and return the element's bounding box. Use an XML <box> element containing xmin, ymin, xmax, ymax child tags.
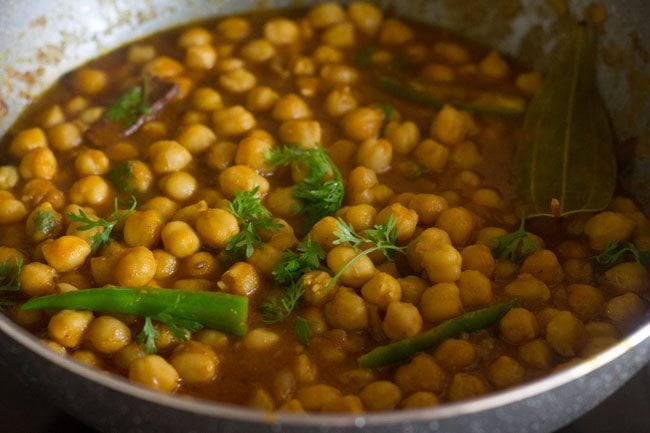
<box><xmin>358</xmin><ymin>298</ymin><xmax>520</xmax><ymax>369</ymax></box>
<box><xmin>21</xmin><ymin>287</ymin><xmax>248</xmax><ymax>336</ymax></box>
<box><xmin>377</xmin><ymin>75</ymin><xmax>526</xmax><ymax>116</ymax></box>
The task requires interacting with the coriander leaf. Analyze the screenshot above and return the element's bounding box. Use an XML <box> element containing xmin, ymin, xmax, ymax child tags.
<box><xmin>261</xmin><ymin>281</ymin><xmax>305</xmax><ymax>324</ymax></box>
<box><xmin>272</xmin><ymin>236</ymin><xmax>326</xmax><ymax>286</ymax></box>
<box><xmin>327</xmin><ymin>216</ymin><xmax>406</xmax><ymax>289</ymax></box>
<box><xmin>267</xmin><ymin>146</ymin><xmax>344</xmax><ymax>229</ymax></box>
<box><xmin>32</xmin><ymin>209</ymin><xmax>57</xmax><ymax>235</ymax></box>
<box><xmin>379</xmin><ymin>102</ymin><xmax>395</xmax><ymax>121</ymax></box>
<box><xmin>225</xmin><ymin>188</ymin><xmax>283</xmax><ymax>259</ymax></box>
<box><xmin>108</xmin><ymin>161</ymin><xmax>136</xmax><ymax>193</ymax></box>
<box><xmin>105</xmin><ymin>86</ymin><xmax>150</xmax><ymax>127</ymax></box>
<box><xmin>592</xmin><ymin>240</ymin><xmax>650</xmax><ymax>269</ymax></box>
<box><xmin>136</xmin><ymin>316</ymin><xmax>159</xmax><ymax>354</ymax></box>
<box><xmin>295</xmin><ymin>315</ymin><xmax>312</xmax><ymax>346</ymax></box>
<box><xmin>490</xmin><ymin>216</ymin><xmax>539</xmax><ymax>262</ymax></box>
<box><xmin>155</xmin><ymin>312</ymin><xmax>203</xmax><ymax>340</ymax></box>
<box><xmin>0</xmin><ymin>258</ymin><xmax>23</xmax><ymax>292</ymax></box>
<box><xmin>67</xmin><ymin>197</ymin><xmax>137</xmax><ymax>252</ymax></box>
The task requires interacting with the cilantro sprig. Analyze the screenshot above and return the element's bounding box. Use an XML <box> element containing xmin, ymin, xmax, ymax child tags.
<box><xmin>67</xmin><ymin>197</ymin><xmax>137</xmax><ymax>252</ymax></box>
<box><xmin>32</xmin><ymin>209</ymin><xmax>58</xmax><ymax>235</ymax></box>
<box><xmin>591</xmin><ymin>241</ymin><xmax>650</xmax><ymax>269</ymax></box>
<box><xmin>0</xmin><ymin>258</ymin><xmax>24</xmax><ymax>310</ymax></box>
<box><xmin>327</xmin><ymin>215</ymin><xmax>406</xmax><ymax>290</ymax></box>
<box><xmin>267</xmin><ymin>146</ymin><xmax>344</xmax><ymax>230</ymax></box>
<box><xmin>490</xmin><ymin>215</ymin><xmax>539</xmax><ymax>262</ymax></box>
<box><xmin>225</xmin><ymin>188</ymin><xmax>283</xmax><ymax>259</ymax></box>
<box><xmin>108</xmin><ymin>161</ymin><xmax>137</xmax><ymax>193</ymax></box>
<box><xmin>261</xmin><ymin>237</ymin><xmax>325</xmax><ymax>325</ymax></box>
<box><xmin>105</xmin><ymin>82</ymin><xmax>151</xmax><ymax>127</ymax></box>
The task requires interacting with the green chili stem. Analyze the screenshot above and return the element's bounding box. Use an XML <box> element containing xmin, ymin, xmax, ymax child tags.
<box><xmin>21</xmin><ymin>287</ymin><xmax>248</xmax><ymax>336</ymax></box>
<box><xmin>358</xmin><ymin>298</ymin><xmax>520</xmax><ymax>369</ymax></box>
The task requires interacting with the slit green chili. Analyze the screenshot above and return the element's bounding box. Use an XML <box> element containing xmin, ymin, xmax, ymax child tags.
<box><xmin>21</xmin><ymin>287</ymin><xmax>249</xmax><ymax>336</ymax></box>
<box><xmin>358</xmin><ymin>298</ymin><xmax>520</xmax><ymax>369</ymax></box>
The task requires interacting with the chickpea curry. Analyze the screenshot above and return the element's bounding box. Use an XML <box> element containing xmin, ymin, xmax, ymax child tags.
<box><xmin>1</xmin><ymin>2</ymin><xmax>649</xmax><ymax>414</ymax></box>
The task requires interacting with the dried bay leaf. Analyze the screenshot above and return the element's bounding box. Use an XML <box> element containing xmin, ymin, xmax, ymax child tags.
<box><xmin>517</xmin><ymin>24</ymin><xmax>616</xmax><ymax>218</ymax></box>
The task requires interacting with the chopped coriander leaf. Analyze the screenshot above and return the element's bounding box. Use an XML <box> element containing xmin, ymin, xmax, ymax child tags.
<box><xmin>136</xmin><ymin>316</ymin><xmax>159</xmax><ymax>354</ymax></box>
<box><xmin>592</xmin><ymin>240</ymin><xmax>650</xmax><ymax>269</ymax></box>
<box><xmin>261</xmin><ymin>282</ymin><xmax>304</xmax><ymax>324</ymax></box>
<box><xmin>105</xmin><ymin>85</ymin><xmax>150</xmax><ymax>127</ymax></box>
<box><xmin>294</xmin><ymin>315</ymin><xmax>312</xmax><ymax>346</ymax></box>
<box><xmin>225</xmin><ymin>188</ymin><xmax>283</xmax><ymax>259</ymax></box>
<box><xmin>108</xmin><ymin>161</ymin><xmax>136</xmax><ymax>193</ymax></box>
<box><xmin>327</xmin><ymin>215</ymin><xmax>406</xmax><ymax>289</ymax></box>
<box><xmin>0</xmin><ymin>258</ymin><xmax>23</xmax><ymax>292</ymax></box>
<box><xmin>32</xmin><ymin>209</ymin><xmax>58</xmax><ymax>235</ymax></box>
<box><xmin>272</xmin><ymin>236</ymin><xmax>326</xmax><ymax>286</ymax></box>
<box><xmin>379</xmin><ymin>102</ymin><xmax>396</xmax><ymax>121</ymax></box>
<box><xmin>67</xmin><ymin>197</ymin><xmax>137</xmax><ymax>252</ymax></box>
<box><xmin>490</xmin><ymin>215</ymin><xmax>539</xmax><ymax>262</ymax></box>
<box><xmin>267</xmin><ymin>146</ymin><xmax>344</xmax><ymax>229</ymax></box>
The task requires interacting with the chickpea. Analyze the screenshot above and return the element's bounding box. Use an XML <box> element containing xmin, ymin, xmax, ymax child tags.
<box><xmin>175</xmin><ymin>124</ymin><xmax>216</xmax><ymax>155</ymax></box>
<box><xmin>178</xmin><ymin>27</ymin><xmax>212</xmax><ymax>47</ymax></box>
<box><xmin>395</xmin><ymin>276</ymin><xmax>426</xmax><ymax>305</ymax></box>
<box><xmin>605</xmin><ymin>293</ymin><xmax>646</xmax><ymax>330</ymax></box>
<box><xmin>376</xmin><ymin>203</ymin><xmax>418</xmax><ymax>244</ymax></box>
<box><xmin>411</xmin><ymin>139</ymin><xmax>449</xmax><ymax>180</ymax></box>
<box><xmin>430</xmin><ymin>105</ymin><xmax>471</xmax><ymax>146</ymax></box>
<box><xmin>169</xmin><ymin>341</ymin><xmax>219</xmax><ymax>384</ymax></box>
<box><xmin>361</xmin><ymin>272</ymin><xmax>401</xmax><ymax>308</ymax></box>
<box><xmin>10</xmin><ymin>127</ymin><xmax>48</xmax><ymax>158</ymax></box>
<box><xmin>123</xmin><ymin>209</ymin><xmax>164</xmax><ymax>248</ymax></box>
<box><xmin>499</xmin><ymin>308</ymin><xmax>539</xmax><ymax>345</ymax></box>
<box><xmin>604</xmin><ymin>262</ymin><xmax>649</xmax><ymax>293</ymax></box>
<box><xmin>142</xmin><ymin>56</ymin><xmax>184</xmax><ymax>78</ymax></box>
<box><xmin>585</xmin><ymin>321</ymin><xmax>620</xmax><ymax>339</ymax></box>
<box><xmin>218</xmin><ymin>165</ymin><xmax>270</xmax><ymax>199</ymax></box>
<box><xmin>206</xmin><ymin>141</ymin><xmax>237</xmax><ymax>171</ymax></box>
<box><xmin>148</xmin><ymin>140</ymin><xmax>192</xmax><ymax>174</ymax></box>
<box><xmin>321</xmin><ymin>22</ymin><xmax>356</xmax><ymax>48</ymax></box>
<box><xmin>219</xmin><ymin>68</ymin><xmax>256</xmax><ymax>94</ymax></box>
<box><xmin>456</xmin><ymin>270</ymin><xmax>493</xmax><ymax>308</ymax></box>
<box><xmin>394</xmin><ymin>354</ymin><xmax>447</xmax><ymax>395</ymax></box>
<box><xmin>220</xmin><ymin>262</ymin><xmax>261</xmax><ymax>297</ymax></box>
<box><xmin>356</xmin><ymin>138</ymin><xmax>393</xmax><ymax>174</ymax></box>
<box><xmin>68</xmin><ymin>175</ymin><xmax>111</xmax><ymax>206</ymax></box>
<box><xmin>359</xmin><ymin>381</ymin><xmax>402</xmax><ymax>411</ymax></box>
<box><xmin>379</xmin><ymin>18</ymin><xmax>414</xmax><ymax>45</ymax></box>
<box><xmin>326</xmin><ymin>246</ymin><xmax>376</xmax><ymax>288</ymax></box>
<box><xmin>161</xmin><ymin>221</ymin><xmax>201</xmax><ymax>258</ymax></box>
<box><xmin>278</xmin><ymin>120</ymin><xmax>321</xmax><ymax>150</ymax></box>
<box><xmin>434</xmin><ymin>339</ymin><xmax>476</xmax><ymax>371</ymax></box>
<box><xmin>487</xmin><ymin>356</ymin><xmax>524</xmax><ymax>389</ymax></box>
<box><xmin>518</xmin><ymin>339</ymin><xmax>554</xmax><ymax>370</ymax></box>
<box><xmin>421</xmin><ymin>63</ymin><xmax>455</xmax><ymax>82</ymax></box>
<box><xmin>460</xmin><ymin>244</ymin><xmax>495</xmax><ymax>278</ymax></box>
<box><xmin>244</xmin><ymin>328</ymin><xmax>280</xmax><ymax>351</ymax></box>
<box><xmin>324</xmin><ymin>87</ymin><xmax>357</xmax><ymax>118</ymax></box>
<box><xmin>479</xmin><ymin>51</ymin><xmax>509</xmax><ymax>79</ymax></box>
<box><xmin>406</xmin><ymin>227</ymin><xmax>451</xmax><ymax>272</ymax></box>
<box><xmin>85</xmin><ymin>316</ymin><xmax>132</xmax><ymax>354</ymax></box>
<box><xmin>520</xmin><ymin>250</ymin><xmax>564</xmax><ymax>285</ymax></box>
<box><xmin>113</xmin><ymin>247</ymin><xmax>156</xmax><ymax>287</ymax></box>
<box><xmin>503</xmin><ymin>274</ymin><xmax>551</xmax><ymax>303</ymax></box>
<box><xmin>216</xmin><ymin>17</ymin><xmax>250</xmax><ymax>41</ymax></box>
<box><xmin>419</xmin><ymin>282</ymin><xmax>463</xmax><ymax>323</ymax></box>
<box><xmin>308</xmin><ymin>3</ymin><xmax>345</xmax><ymax>28</ymax></box>
<box><xmin>307</xmin><ymin>216</ymin><xmax>339</xmax><ymax>252</ymax></box>
<box><xmin>584</xmin><ymin>211</ymin><xmax>636</xmax><ymax>251</ymax></box>
<box><xmin>341</xmin><ymin>107</ymin><xmax>383</xmax><ymax>142</ymax></box>
<box><xmin>337</xmin><ymin>205</ymin><xmax>376</xmax><ymax>233</ymax></box>
<box><xmin>142</xmin><ymin>196</ymin><xmax>179</xmax><ymax>222</ymax></box>
<box><xmin>0</xmin><ymin>166</ymin><xmax>19</xmax><ymax>190</ymax></box>
<box><xmin>382</xmin><ymin>302</ymin><xmax>422</xmax><ymax>340</ymax></box>
<box><xmin>271</xmin><ymin>94</ymin><xmax>311</xmax><ymax>121</ymax></box>
<box><xmin>129</xmin><ymin>355</ymin><xmax>179</xmax><ymax>393</ymax></box>
<box><xmin>114</xmin><ymin>343</ymin><xmax>147</xmax><ymax>371</ymax></box>
<box><xmin>446</xmin><ymin>372</ymin><xmax>488</xmax><ymax>402</ymax></box>
<box><xmin>422</xmin><ymin>244</ymin><xmax>463</xmax><ymax>283</ymax></box>
<box><xmin>324</xmin><ymin>289</ymin><xmax>369</xmax><ymax>331</ymax></box>
<box><xmin>383</xmin><ymin>121</ymin><xmax>420</xmax><ymax>154</ymax></box>
<box><xmin>42</xmin><ymin>236</ymin><xmax>91</xmax><ymax>272</ymax></box>
<box><xmin>48</xmin><ymin>310</ymin><xmax>94</xmax><ymax>348</ymax></box>
<box><xmin>183</xmin><ymin>44</ymin><xmax>216</xmax><ymax>69</ymax></box>
<box><xmin>240</xmin><ymin>39</ymin><xmax>275</xmax><ymax>63</ymax></box>
<box><xmin>347</xmin><ymin>2</ymin><xmax>383</xmax><ymax>35</ymax></box>
<box><xmin>566</xmin><ymin>284</ymin><xmax>605</xmax><ymax>320</ymax></box>
<box><xmin>18</xmin><ymin>262</ymin><xmax>56</xmax><ymax>297</ymax></box>
<box><xmin>152</xmin><ymin>249</ymin><xmax>178</xmax><ymax>281</ymax></box>
<box><xmin>400</xmin><ymin>392</ymin><xmax>439</xmax><ymax>409</ymax></box>
<box><xmin>433</xmin><ymin>41</ymin><xmax>470</xmax><ymax>64</ymax></box>
<box><xmin>264</xmin><ymin>18</ymin><xmax>299</xmax><ymax>45</ymax></box>
<box><xmin>248</xmin><ymin>243</ymin><xmax>283</xmax><ymax>277</ymax></box>
<box><xmin>435</xmin><ymin>207</ymin><xmax>475</xmax><ymax>246</ymax></box>
<box><xmin>74</xmin><ymin>68</ymin><xmax>108</xmax><ymax>94</ymax></box>
<box><xmin>19</xmin><ymin>147</ymin><xmax>57</xmax><ymax>180</ymax></box>
<box><xmin>546</xmin><ymin>311</ymin><xmax>587</xmax><ymax>356</ymax></box>
<box><xmin>213</xmin><ymin>106</ymin><xmax>256</xmax><ymax>136</ymax></box>
<box><xmin>74</xmin><ymin>149</ymin><xmax>109</xmax><ymax>176</ymax></box>
<box><xmin>296</xmin><ymin>384</ymin><xmax>341</xmax><ymax>411</ymax></box>
<box><xmin>0</xmin><ymin>197</ymin><xmax>27</xmax><ymax>224</ymax></box>
<box><xmin>192</xmin><ymin>208</ymin><xmax>238</xmax><ymax>250</ymax></box>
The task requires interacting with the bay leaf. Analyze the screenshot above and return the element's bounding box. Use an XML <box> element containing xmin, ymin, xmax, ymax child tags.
<box><xmin>517</xmin><ymin>24</ymin><xmax>616</xmax><ymax>218</ymax></box>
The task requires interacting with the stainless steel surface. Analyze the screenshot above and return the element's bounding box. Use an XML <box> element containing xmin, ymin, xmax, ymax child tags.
<box><xmin>0</xmin><ymin>1</ymin><xmax>649</xmax><ymax>432</ymax></box>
